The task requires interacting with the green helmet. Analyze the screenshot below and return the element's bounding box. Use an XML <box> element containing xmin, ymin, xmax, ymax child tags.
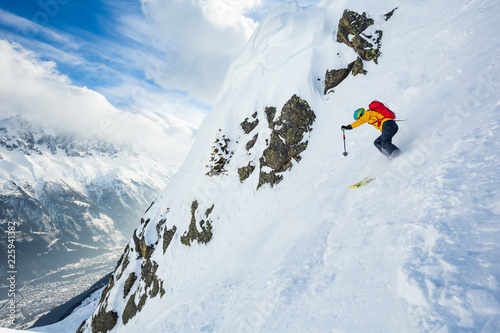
<box><xmin>353</xmin><ymin>108</ymin><xmax>365</xmax><ymax>120</ymax></box>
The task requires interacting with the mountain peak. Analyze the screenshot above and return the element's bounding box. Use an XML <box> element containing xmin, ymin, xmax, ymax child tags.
<box><xmin>0</xmin><ymin>115</ymin><xmax>137</xmax><ymax>158</ymax></box>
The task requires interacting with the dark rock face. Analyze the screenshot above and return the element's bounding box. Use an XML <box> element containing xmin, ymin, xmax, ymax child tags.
<box><xmin>324</xmin><ymin>66</ymin><xmax>352</xmax><ymax>94</ymax></box>
<box><xmin>235</xmin><ymin>95</ymin><xmax>315</xmax><ymax>189</ymax></box>
<box><xmin>89</xmin><ymin>274</ymin><xmax>117</xmax><ymax>333</ymax></box>
<box><xmin>246</xmin><ymin>133</ymin><xmax>259</xmax><ymax>151</ymax></box>
<box><xmin>90</xmin><ymin>308</ymin><xmax>118</xmax><ymax>333</ymax></box>
<box><xmin>238</xmin><ymin>163</ymin><xmax>256</xmax><ymax>183</ymax></box>
<box><xmin>324</xmin><ymin>8</ymin><xmax>396</xmax><ymax>94</ymax></box>
<box><xmin>123</xmin><ymin>273</ymin><xmax>137</xmax><ymax>298</ymax></box>
<box><xmin>180</xmin><ymin>201</ymin><xmax>214</xmax><ymax>246</ymax></box>
<box><xmin>384</xmin><ymin>7</ymin><xmax>398</xmax><ymax>21</ymax></box>
<box><xmin>163</xmin><ymin>225</ymin><xmax>177</xmax><ymax>253</ymax></box>
<box><xmin>122</xmin><ymin>292</ymin><xmax>138</xmax><ymax>325</ymax></box>
<box><xmin>133</xmin><ymin>229</ymin><xmax>155</xmax><ymax>260</ymax></box>
<box><xmin>240</xmin><ymin>112</ymin><xmax>259</xmax><ymax>134</ymax></box>
<box><xmin>206</xmin><ymin>130</ymin><xmax>233</xmax><ymax>176</ymax></box>
<box><xmin>258</xmin><ymin>95</ymin><xmax>315</xmax><ymax>189</ymax></box>
<box><xmin>265</xmin><ymin>107</ymin><xmax>277</xmax><ymax>128</ymax></box>
<box><xmin>324</xmin><ymin>56</ymin><xmax>368</xmax><ymax>94</ymax></box>
<box><xmin>337</xmin><ymin>10</ymin><xmax>380</xmax><ymax>62</ymax></box>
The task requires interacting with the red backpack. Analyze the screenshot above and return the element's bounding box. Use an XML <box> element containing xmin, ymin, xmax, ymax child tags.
<box><xmin>369</xmin><ymin>101</ymin><xmax>396</xmax><ymax>120</ymax></box>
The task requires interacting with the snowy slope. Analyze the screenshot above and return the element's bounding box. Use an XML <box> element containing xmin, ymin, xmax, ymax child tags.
<box><xmin>59</xmin><ymin>0</ymin><xmax>500</xmax><ymax>332</ymax></box>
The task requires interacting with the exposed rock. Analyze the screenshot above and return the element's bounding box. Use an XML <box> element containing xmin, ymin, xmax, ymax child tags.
<box><xmin>337</xmin><ymin>10</ymin><xmax>374</xmax><ymax>49</ymax></box>
<box><xmin>337</xmin><ymin>9</ymin><xmax>382</xmax><ymax>63</ymax></box>
<box><xmin>114</xmin><ymin>246</ymin><xmax>126</xmax><ymax>273</ymax></box>
<box><xmin>206</xmin><ymin>130</ymin><xmax>233</xmax><ymax>176</ymax></box>
<box><xmin>238</xmin><ymin>163</ymin><xmax>256</xmax><ymax>183</ymax></box>
<box><xmin>180</xmin><ymin>200</ymin><xmax>214</xmax><ymax>246</ymax></box>
<box><xmin>246</xmin><ymin>133</ymin><xmax>259</xmax><ymax>151</ymax></box>
<box><xmin>384</xmin><ymin>7</ymin><xmax>398</xmax><ymax>21</ymax></box>
<box><xmin>324</xmin><ymin>10</ymin><xmax>389</xmax><ymax>95</ymax></box>
<box><xmin>262</xmin><ymin>132</ymin><xmax>300</xmax><ymax>171</ymax></box>
<box><xmin>277</xmin><ymin>96</ymin><xmax>316</xmax><ymax>145</ymax></box>
<box><xmin>122</xmin><ymin>293</ymin><xmax>137</xmax><ymax>325</ymax></box>
<box><xmin>240</xmin><ymin>112</ymin><xmax>259</xmax><ymax>134</ymax></box>
<box><xmin>258</xmin><ymin>95</ymin><xmax>315</xmax><ymax>189</ymax></box>
<box><xmin>160</xmin><ymin>281</ymin><xmax>166</xmax><ymax>298</ymax></box>
<box><xmin>162</xmin><ymin>225</ymin><xmax>177</xmax><ymax>254</ymax></box>
<box><xmin>123</xmin><ymin>273</ymin><xmax>137</xmax><ymax>298</ymax></box>
<box><xmin>324</xmin><ymin>63</ymin><xmax>354</xmax><ymax>94</ymax></box>
<box><xmin>205</xmin><ymin>205</ymin><xmax>215</xmax><ymax>217</ymax></box>
<box><xmin>99</xmin><ymin>275</ymin><xmax>114</xmax><ymax>304</ymax></box>
<box><xmin>137</xmin><ymin>293</ymin><xmax>148</xmax><ymax>312</ymax></box>
<box><xmin>156</xmin><ymin>218</ymin><xmax>166</xmax><ymax>237</ymax></box>
<box><xmin>149</xmin><ymin>278</ymin><xmax>160</xmax><ymax>298</ymax></box>
<box><xmin>257</xmin><ymin>169</ymin><xmax>284</xmax><ymax>189</ymax></box>
<box><xmin>265</xmin><ymin>107</ymin><xmax>277</xmax><ymax>128</ymax></box>
<box><xmin>116</xmin><ymin>249</ymin><xmax>130</xmax><ymax>281</ymax></box>
<box><xmin>351</xmin><ymin>56</ymin><xmax>367</xmax><ymax>76</ymax></box>
<box><xmin>133</xmin><ymin>230</ymin><xmax>155</xmax><ymax>260</ymax></box>
<box><xmin>141</xmin><ymin>259</ymin><xmax>159</xmax><ymax>290</ymax></box>
<box><xmin>91</xmin><ymin>307</ymin><xmax>118</xmax><ymax>333</ymax></box>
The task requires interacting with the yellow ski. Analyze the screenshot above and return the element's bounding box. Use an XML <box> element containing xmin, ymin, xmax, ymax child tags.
<box><xmin>349</xmin><ymin>176</ymin><xmax>375</xmax><ymax>188</ymax></box>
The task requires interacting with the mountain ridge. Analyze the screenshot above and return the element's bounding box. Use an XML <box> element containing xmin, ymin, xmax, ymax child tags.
<box><xmin>0</xmin><ymin>115</ymin><xmax>176</xmax><ymax>328</ymax></box>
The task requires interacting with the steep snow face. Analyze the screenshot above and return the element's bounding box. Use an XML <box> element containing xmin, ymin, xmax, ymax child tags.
<box><xmin>0</xmin><ymin>116</ymin><xmax>176</xmax><ymax>327</ymax></box>
<box><xmin>76</xmin><ymin>0</ymin><xmax>500</xmax><ymax>332</ymax></box>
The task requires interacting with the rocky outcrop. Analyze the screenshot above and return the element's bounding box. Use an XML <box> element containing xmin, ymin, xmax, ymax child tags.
<box><xmin>162</xmin><ymin>225</ymin><xmax>177</xmax><ymax>253</ymax></box>
<box><xmin>336</xmin><ymin>10</ymin><xmax>381</xmax><ymax>63</ymax></box>
<box><xmin>234</xmin><ymin>95</ymin><xmax>316</xmax><ymax>189</ymax></box>
<box><xmin>324</xmin><ymin>57</ymin><xmax>366</xmax><ymax>94</ymax></box>
<box><xmin>180</xmin><ymin>201</ymin><xmax>215</xmax><ymax>246</ymax></box>
<box><xmin>133</xmin><ymin>228</ymin><xmax>155</xmax><ymax>260</ymax></box>
<box><xmin>89</xmin><ymin>307</ymin><xmax>118</xmax><ymax>333</ymax></box>
<box><xmin>238</xmin><ymin>162</ymin><xmax>256</xmax><ymax>183</ymax></box>
<box><xmin>324</xmin><ymin>8</ymin><xmax>396</xmax><ymax>94</ymax></box>
<box><xmin>206</xmin><ymin>129</ymin><xmax>233</xmax><ymax>176</ymax></box>
<box><xmin>258</xmin><ymin>95</ymin><xmax>316</xmax><ymax>188</ymax></box>
<box><xmin>123</xmin><ymin>273</ymin><xmax>137</xmax><ymax>298</ymax></box>
<box><xmin>240</xmin><ymin>112</ymin><xmax>259</xmax><ymax>134</ymax></box>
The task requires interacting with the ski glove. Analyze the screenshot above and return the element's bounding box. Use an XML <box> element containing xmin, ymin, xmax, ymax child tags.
<box><xmin>341</xmin><ymin>125</ymin><xmax>352</xmax><ymax>131</ymax></box>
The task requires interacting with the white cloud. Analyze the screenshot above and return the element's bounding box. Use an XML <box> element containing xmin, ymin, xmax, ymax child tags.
<box><xmin>0</xmin><ymin>39</ymin><xmax>200</xmax><ymax>165</ymax></box>
<box><xmin>139</xmin><ymin>0</ymin><xmax>262</xmax><ymax>104</ymax></box>
<box><xmin>199</xmin><ymin>0</ymin><xmax>262</xmax><ymax>34</ymax></box>
<box><xmin>0</xmin><ymin>8</ymin><xmax>79</xmax><ymax>50</ymax></box>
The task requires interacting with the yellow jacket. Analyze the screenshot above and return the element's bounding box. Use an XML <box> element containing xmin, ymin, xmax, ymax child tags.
<box><xmin>350</xmin><ymin>110</ymin><xmax>391</xmax><ymax>132</ymax></box>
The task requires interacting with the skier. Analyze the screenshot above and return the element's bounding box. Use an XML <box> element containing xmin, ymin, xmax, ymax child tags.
<box><xmin>341</xmin><ymin>101</ymin><xmax>401</xmax><ymax>158</ymax></box>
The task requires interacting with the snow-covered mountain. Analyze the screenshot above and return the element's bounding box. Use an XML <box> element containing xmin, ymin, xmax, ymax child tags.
<box><xmin>40</xmin><ymin>0</ymin><xmax>499</xmax><ymax>332</ymax></box>
<box><xmin>0</xmin><ymin>115</ymin><xmax>176</xmax><ymax>327</ymax></box>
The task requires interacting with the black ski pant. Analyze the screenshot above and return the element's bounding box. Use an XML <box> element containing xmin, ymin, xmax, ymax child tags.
<box><xmin>374</xmin><ymin>120</ymin><xmax>399</xmax><ymax>156</ymax></box>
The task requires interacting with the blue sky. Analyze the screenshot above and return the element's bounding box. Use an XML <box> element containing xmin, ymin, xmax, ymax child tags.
<box><xmin>0</xmin><ymin>0</ymin><xmax>319</xmax><ymax>163</ymax></box>
<box><xmin>0</xmin><ymin>0</ymin><xmax>174</xmax><ymax>107</ymax></box>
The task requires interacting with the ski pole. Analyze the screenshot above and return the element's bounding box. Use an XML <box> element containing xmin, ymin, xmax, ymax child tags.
<box><xmin>342</xmin><ymin>129</ymin><xmax>348</xmax><ymax>156</ymax></box>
